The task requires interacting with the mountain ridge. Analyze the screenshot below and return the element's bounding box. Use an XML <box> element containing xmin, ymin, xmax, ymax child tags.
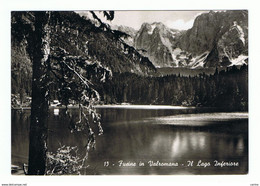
<box><xmin>134</xmin><ymin>22</ymin><xmax>182</xmax><ymax>67</ymax></box>
<box><xmin>115</xmin><ymin>10</ymin><xmax>248</xmax><ymax>69</ymax></box>
<box><xmin>11</xmin><ymin>11</ymin><xmax>157</xmax><ymax>97</ymax></box>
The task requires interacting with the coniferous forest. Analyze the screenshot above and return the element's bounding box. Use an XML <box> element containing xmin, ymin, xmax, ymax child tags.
<box><xmin>11</xmin><ymin>11</ymin><xmax>248</xmax><ymax>112</ymax></box>
<box><xmin>10</xmin><ymin>11</ymin><xmax>249</xmax><ymax>176</ymax></box>
<box><xmin>12</xmin><ymin>62</ymin><xmax>248</xmax><ymax>111</ymax></box>
<box><xmin>97</xmin><ymin>65</ymin><xmax>248</xmax><ymax>111</ymax></box>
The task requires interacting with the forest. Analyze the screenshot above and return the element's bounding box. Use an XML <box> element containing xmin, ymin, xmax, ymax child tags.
<box><xmin>10</xmin><ymin>11</ymin><xmax>248</xmax><ymax>176</ymax></box>
<box><xmin>12</xmin><ymin>63</ymin><xmax>248</xmax><ymax>111</ymax></box>
<box><xmin>97</xmin><ymin>65</ymin><xmax>248</xmax><ymax>111</ymax></box>
<box><xmin>11</xmin><ymin>11</ymin><xmax>248</xmax><ymax>112</ymax></box>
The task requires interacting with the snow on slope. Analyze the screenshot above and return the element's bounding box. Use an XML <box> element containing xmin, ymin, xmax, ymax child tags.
<box><xmin>148</xmin><ymin>24</ymin><xmax>156</xmax><ymax>35</ymax></box>
<box><xmin>229</xmin><ymin>55</ymin><xmax>248</xmax><ymax>66</ymax></box>
<box><xmin>189</xmin><ymin>52</ymin><xmax>209</xmax><ymax>69</ymax></box>
<box><xmin>233</xmin><ymin>21</ymin><xmax>245</xmax><ymax>45</ymax></box>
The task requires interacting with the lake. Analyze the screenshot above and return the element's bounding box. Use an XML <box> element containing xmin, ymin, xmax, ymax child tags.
<box><xmin>11</xmin><ymin>105</ymin><xmax>248</xmax><ymax>175</ymax></box>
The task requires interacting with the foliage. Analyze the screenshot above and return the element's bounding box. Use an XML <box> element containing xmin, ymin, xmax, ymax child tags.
<box><xmin>11</xmin><ymin>11</ymin><xmax>156</xmax><ymax>99</ymax></box>
<box><xmin>11</xmin><ymin>10</ymin><xmax>248</xmax><ymax>175</ymax></box>
<box><xmin>11</xmin><ymin>11</ymin><xmax>129</xmax><ymax>175</ymax></box>
<box><xmin>100</xmin><ymin>65</ymin><xmax>248</xmax><ymax>111</ymax></box>
<box><xmin>46</xmin><ymin>145</ymin><xmax>86</xmax><ymax>175</ymax></box>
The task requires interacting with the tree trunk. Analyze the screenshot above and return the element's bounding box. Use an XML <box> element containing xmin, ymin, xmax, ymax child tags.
<box><xmin>27</xmin><ymin>11</ymin><xmax>51</xmax><ymax>175</ymax></box>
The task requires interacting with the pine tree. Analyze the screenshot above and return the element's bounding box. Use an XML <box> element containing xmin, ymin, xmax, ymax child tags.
<box><xmin>12</xmin><ymin>11</ymin><xmax>115</xmax><ymax>175</ymax></box>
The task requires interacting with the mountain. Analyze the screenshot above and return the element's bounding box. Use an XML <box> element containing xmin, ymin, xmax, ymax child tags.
<box><xmin>178</xmin><ymin>10</ymin><xmax>248</xmax><ymax>68</ymax></box>
<box><xmin>111</xmin><ymin>25</ymin><xmax>137</xmax><ymax>46</ymax></box>
<box><xmin>11</xmin><ymin>11</ymin><xmax>156</xmax><ymax>96</ymax></box>
<box><xmin>132</xmin><ymin>10</ymin><xmax>248</xmax><ymax>68</ymax></box>
<box><xmin>12</xmin><ymin>12</ymin><xmax>155</xmax><ymax>76</ymax></box>
<box><xmin>57</xmin><ymin>12</ymin><xmax>156</xmax><ymax>75</ymax></box>
<box><xmin>134</xmin><ymin>22</ymin><xmax>182</xmax><ymax>67</ymax></box>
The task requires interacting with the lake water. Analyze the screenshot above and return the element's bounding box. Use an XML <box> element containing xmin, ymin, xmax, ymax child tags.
<box><xmin>11</xmin><ymin>106</ymin><xmax>248</xmax><ymax>175</ymax></box>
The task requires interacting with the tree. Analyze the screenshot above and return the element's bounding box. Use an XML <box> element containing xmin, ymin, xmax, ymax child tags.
<box><xmin>12</xmin><ymin>11</ymin><xmax>115</xmax><ymax>175</ymax></box>
<box><xmin>25</xmin><ymin>11</ymin><xmax>51</xmax><ymax>175</ymax></box>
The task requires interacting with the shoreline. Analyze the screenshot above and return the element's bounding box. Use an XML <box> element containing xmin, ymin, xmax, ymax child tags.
<box><xmin>11</xmin><ymin>104</ymin><xmax>248</xmax><ymax>112</ymax></box>
<box><xmin>12</xmin><ymin>104</ymin><xmax>197</xmax><ymax>110</ymax></box>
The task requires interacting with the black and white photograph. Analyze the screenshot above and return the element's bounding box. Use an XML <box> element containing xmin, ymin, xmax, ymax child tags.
<box><xmin>10</xmin><ymin>10</ymin><xmax>249</xmax><ymax>176</ymax></box>
<box><xmin>2</xmin><ymin>0</ymin><xmax>260</xmax><ymax>184</ymax></box>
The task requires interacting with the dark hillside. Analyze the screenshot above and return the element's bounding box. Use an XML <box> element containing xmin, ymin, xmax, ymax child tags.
<box><xmin>11</xmin><ymin>11</ymin><xmax>156</xmax><ymax>99</ymax></box>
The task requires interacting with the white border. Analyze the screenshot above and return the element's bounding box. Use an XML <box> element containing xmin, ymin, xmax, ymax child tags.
<box><xmin>1</xmin><ymin>0</ymin><xmax>259</xmax><ymax>185</ymax></box>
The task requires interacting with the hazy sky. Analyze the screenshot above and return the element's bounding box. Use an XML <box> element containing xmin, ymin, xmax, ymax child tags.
<box><xmin>78</xmin><ymin>11</ymin><xmax>209</xmax><ymax>30</ymax></box>
<box><xmin>110</xmin><ymin>11</ymin><xmax>209</xmax><ymax>30</ymax></box>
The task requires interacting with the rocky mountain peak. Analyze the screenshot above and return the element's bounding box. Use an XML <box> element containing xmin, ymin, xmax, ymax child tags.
<box><xmin>179</xmin><ymin>10</ymin><xmax>248</xmax><ymax>68</ymax></box>
<box><xmin>132</xmin><ymin>10</ymin><xmax>248</xmax><ymax>68</ymax></box>
<box><xmin>134</xmin><ymin>22</ymin><xmax>180</xmax><ymax>67</ymax></box>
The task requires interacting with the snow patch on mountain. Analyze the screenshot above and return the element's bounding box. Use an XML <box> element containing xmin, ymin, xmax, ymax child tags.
<box><xmin>232</xmin><ymin>21</ymin><xmax>245</xmax><ymax>45</ymax></box>
<box><xmin>229</xmin><ymin>55</ymin><xmax>248</xmax><ymax>66</ymax></box>
<box><xmin>189</xmin><ymin>52</ymin><xmax>210</xmax><ymax>69</ymax></box>
<box><xmin>160</xmin><ymin>35</ymin><xmax>177</xmax><ymax>65</ymax></box>
<box><xmin>160</xmin><ymin>36</ymin><xmax>172</xmax><ymax>49</ymax></box>
<box><xmin>172</xmin><ymin>48</ymin><xmax>182</xmax><ymax>56</ymax></box>
<box><xmin>170</xmin><ymin>30</ymin><xmax>179</xmax><ymax>39</ymax></box>
<box><xmin>171</xmin><ymin>48</ymin><xmax>182</xmax><ymax>62</ymax></box>
<box><xmin>134</xmin><ymin>11</ymin><xmax>247</xmax><ymax>69</ymax></box>
<box><xmin>148</xmin><ymin>24</ymin><xmax>156</xmax><ymax>35</ymax></box>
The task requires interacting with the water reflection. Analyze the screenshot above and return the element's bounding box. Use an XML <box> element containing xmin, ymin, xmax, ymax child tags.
<box><xmin>11</xmin><ymin>110</ymin><xmax>30</xmax><ymax>167</ymax></box>
<box><xmin>11</xmin><ymin>107</ymin><xmax>248</xmax><ymax>175</ymax></box>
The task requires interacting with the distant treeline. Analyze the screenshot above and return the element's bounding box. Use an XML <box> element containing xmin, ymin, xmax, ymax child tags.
<box><xmin>11</xmin><ymin>62</ymin><xmax>248</xmax><ymax>111</ymax></box>
<box><xmin>97</xmin><ymin>65</ymin><xmax>248</xmax><ymax>111</ymax></box>
<box><xmin>11</xmin><ymin>11</ymin><xmax>248</xmax><ymax>111</ymax></box>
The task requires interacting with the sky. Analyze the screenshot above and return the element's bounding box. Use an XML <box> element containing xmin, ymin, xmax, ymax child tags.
<box><xmin>78</xmin><ymin>11</ymin><xmax>209</xmax><ymax>30</ymax></box>
<box><xmin>110</xmin><ymin>11</ymin><xmax>209</xmax><ymax>30</ymax></box>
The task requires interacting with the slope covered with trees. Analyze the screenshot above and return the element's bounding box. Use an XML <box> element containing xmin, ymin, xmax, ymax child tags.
<box><xmin>11</xmin><ymin>11</ymin><xmax>156</xmax><ymax>107</ymax></box>
<box><xmin>11</xmin><ymin>10</ymin><xmax>156</xmax><ymax>175</ymax></box>
<box><xmin>99</xmin><ymin>65</ymin><xmax>248</xmax><ymax>111</ymax></box>
<box><xmin>12</xmin><ymin>11</ymin><xmax>248</xmax><ymax>112</ymax></box>
<box><xmin>11</xmin><ymin>11</ymin><xmax>248</xmax><ymax>176</ymax></box>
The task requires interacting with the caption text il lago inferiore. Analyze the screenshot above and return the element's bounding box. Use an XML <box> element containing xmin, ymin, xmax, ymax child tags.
<box><xmin>103</xmin><ymin>160</ymin><xmax>239</xmax><ymax>168</ymax></box>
